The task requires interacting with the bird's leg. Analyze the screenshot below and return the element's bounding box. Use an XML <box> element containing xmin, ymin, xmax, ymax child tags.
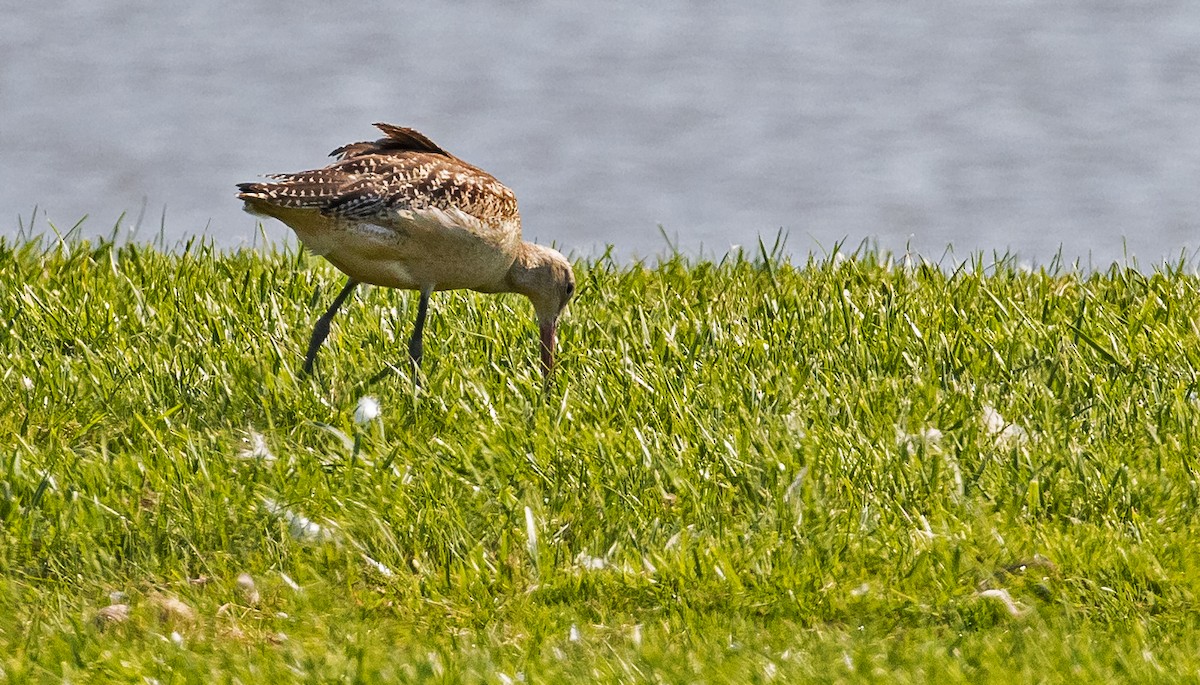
<box><xmin>303</xmin><ymin>278</ymin><xmax>358</xmax><ymax>374</ymax></box>
<box><xmin>408</xmin><ymin>286</ymin><xmax>433</xmax><ymax>371</ymax></box>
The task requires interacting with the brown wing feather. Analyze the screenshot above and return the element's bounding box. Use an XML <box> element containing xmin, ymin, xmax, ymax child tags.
<box><xmin>238</xmin><ymin>140</ymin><xmax>519</xmax><ymax>229</ymax></box>
<box><xmin>329</xmin><ymin>123</ymin><xmax>450</xmax><ymax>160</ymax></box>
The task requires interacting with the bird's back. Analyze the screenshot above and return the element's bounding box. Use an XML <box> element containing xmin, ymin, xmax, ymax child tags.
<box><xmin>238</xmin><ymin>124</ymin><xmax>523</xmax><ymax>291</ymax></box>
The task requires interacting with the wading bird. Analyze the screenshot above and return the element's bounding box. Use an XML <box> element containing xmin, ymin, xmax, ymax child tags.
<box><xmin>237</xmin><ymin>123</ymin><xmax>575</xmax><ymax>378</ymax></box>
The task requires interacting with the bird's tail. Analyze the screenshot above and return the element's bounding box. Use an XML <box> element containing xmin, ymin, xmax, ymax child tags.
<box><xmin>236</xmin><ymin>176</ymin><xmax>337</xmax><ymax>212</ymax></box>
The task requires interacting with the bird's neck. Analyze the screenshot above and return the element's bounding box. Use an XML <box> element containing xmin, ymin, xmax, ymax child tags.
<box><xmin>503</xmin><ymin>242</ymin><xmax>545</xmax><ymax>296</ymax></box>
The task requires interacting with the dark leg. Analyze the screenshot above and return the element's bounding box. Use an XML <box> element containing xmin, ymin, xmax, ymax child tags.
<box><xmin>408</xmin><ymin>287</ymin><xmax>433</xmax><ymax>369</ymax></box>
<box><xmin>303</xmin><ymin>278</ymin><xmax>358</xmax><ymax>374</ymax></box>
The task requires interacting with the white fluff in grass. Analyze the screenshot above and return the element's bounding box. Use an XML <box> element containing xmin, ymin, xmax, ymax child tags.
<box><xmin>262</xmin><ymin>497</ymin><xmax>331</xmax><ymax>543</ymax></box>
<box><xmin>896</xmin><ymin>427</ymin><xmax>944</xmax><ymax>449</ymax></box>
<box><xmin>978</xmin><ymin>588</ymin><xmax>1029</xmax><ymax>617</ymax></box>
<box><xmin>237</xmin><ymin>572</ymin><xmax>260</xmax><ymax>604</ymax></box>
<box><xmin>982</xmin><ymin>405</ymin><xmax>1027</xmax><ymax>446</ymax></box>
<box><xmin>664</xmin><ymin>530</ymin><xmax>683</xmax><ymax>551</ymax></box>
<box><xmin>362</xmin><ymin>553</ymin><xmax>395</xmax><ymax>578</ymax></box>
<box><xmin>238</xmin><ymin>430</ymin><xmax>276</xmax><ymax>462</ymax></box>
<box><xmin>279</xmin><ymin>572</ymin><xmax>301</xmax><ymax>592</ymax></box>
<box><xmin>354</xmin><ymin>396</ymin><xmax>381</xmax><ymax>424</ymax></box>
<box><xmin>784</xmin><ymin>467</ymin><xmax>807</xmax><ymax>503</ymax></box>
<box><xmin>574</xmin><ymin>551</ymin><xmax>607</xmax><ymax>570</ymax></box>
<box><xmin>913</xmin><ymin>513</ymin><xmax>936</xmax><ymax>544</ymax></box>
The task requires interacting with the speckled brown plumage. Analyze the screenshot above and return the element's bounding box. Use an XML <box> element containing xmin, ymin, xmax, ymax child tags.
<box><xmin>238</xmin><ymin>122</ymin><xmax>517</xmax><ymax>236</ymax></box>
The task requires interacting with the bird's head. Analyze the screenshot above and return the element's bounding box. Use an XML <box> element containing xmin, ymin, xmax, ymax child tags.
<box><xmin>507</xmin><ymin>243</ymin><xmax>575</xmax><ymax>377</ymax></box>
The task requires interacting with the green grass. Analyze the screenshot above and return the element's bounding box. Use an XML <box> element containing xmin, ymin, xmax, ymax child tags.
<box><xmin>3</xmin><ymin>233</ymin><xmax>1200</xmax><ymax>683</ymax></box>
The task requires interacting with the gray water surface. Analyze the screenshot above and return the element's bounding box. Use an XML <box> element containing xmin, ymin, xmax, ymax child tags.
<box><xmin>3</xmin><ymin>1</ymin><xmax>1199</xmax><ymax>264</ymax></box>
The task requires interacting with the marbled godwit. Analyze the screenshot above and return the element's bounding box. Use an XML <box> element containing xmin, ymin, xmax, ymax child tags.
<box><xmin>237</xmin><ymin>123</ymin><xmax>574</xmax><ymax>377</ymax></box>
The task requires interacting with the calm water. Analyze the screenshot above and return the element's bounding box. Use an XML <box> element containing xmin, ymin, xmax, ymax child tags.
<box><xmin>3</xmin><ymin>1</ymin><xmax>1199</xmax><ymax>264</ymax></box>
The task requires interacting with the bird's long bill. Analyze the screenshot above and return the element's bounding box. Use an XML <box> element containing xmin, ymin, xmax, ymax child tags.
<box><xmin>539</xmin><ymin>319</ymin><xmax>557</xmax><ymax>378</ymax></box>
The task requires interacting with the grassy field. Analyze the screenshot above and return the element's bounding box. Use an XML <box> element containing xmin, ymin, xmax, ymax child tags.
<box><xmin>3</xmin><ymin>233</ymin><xmax>1200</xmax><ymax>683</ymax></box>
